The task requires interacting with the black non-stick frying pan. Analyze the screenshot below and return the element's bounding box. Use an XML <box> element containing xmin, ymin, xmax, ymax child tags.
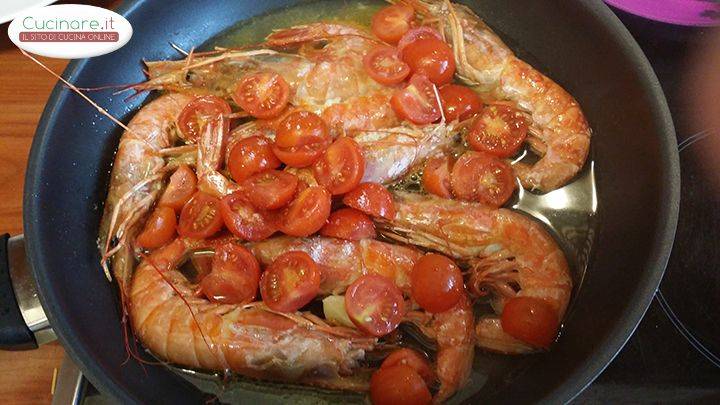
<box><xmin>0</xmin><ymin>0</ymin><xmax>679</xmax><ymax>403</ymax></box>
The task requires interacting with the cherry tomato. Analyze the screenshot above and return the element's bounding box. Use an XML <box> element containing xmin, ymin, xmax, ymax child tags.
<box><xmin>320</xmin><ymin>208</ymin><xmax>376</xmax><ymax>240</ymax></box>
<box><xmin>371</xmin><ymin>4</ymin><xmax>415</xmax><ymax>44</ymax></box>
<box><xmin>136</xmin><ymin>206</ymin><xmax>177</xmax><ymax>249</ymax></box>
<box><xmin>501</xmin><ymin>296</ymin><xmax>560</xmax><ymax>349</ymax></box>
<box><xmin>313</xmin><ymin>137</ymin><xmax>365</xmax><ymax>195</ymax></box>
<box><xmin>363</xmin><ymin>47</ymin><xmax>411</xmax><ymax>86</ymax></box>
<box><xmin>411</xmin><ymin>253</ymin><xmax>463</xmax><ymax>313</ymax></box>
<box><xmin>158</xmin><ymin>165</ymin><xmax>197</xmax><ymax>211</ymax></box>
<box><xmin>468</xmin><ymin>104</ymin><xmax>528</xmax><ymax>157</ymax></box>
<box><xmin>397</xmin><ymin>27</ymin><xmax>442</xmax><ymax>58</ymax></box>
<box><xmin>177</xmin><ymin>95</ymin><xmax>232</xmax><ymax>143</ymax></box>
<box><xmin>220</xmin><ymin>192</ymin><xmax>277</xmax><ymax>241</ymax></box>
<box><xmin>342</xmin><ymin>183</ymin><xmax>396</xmax><ymax>220</ymax></box>
<box><xmin>380</xmin><ymin>348</ymin><xmax>435</xmax><ymax>386</ymax></box>
<box><xmin>422</xmin><ymin>156</ymin><xmax>453</xmax><ymax>198</ymax></box>
<box><xmin>260</xmin><ymin>251</ymin><xmax>321</xmax><ymax>312</ymax></box>
<box><xmin>450</xmin><ymin>151</ymin><xmax>515</xmax><ymax>207</ymax></box>
<box><xmin>227</xmin><ymin>136</ymin><xmax>281</xmax><ymax>182</ymax></box>
<box><xmin>178</xmin><ymin>192</ymin><xmax>224</xmax><ymax>239</ymax></box>
<box><xmin>280</xmin><ymin>186</ymin><xmax>332</xmax><ymax>237</ymax></box>
<box><xmin>345</xmin><ymin>274</ymin><xmax>405</xmax><ymax>337</ymax></box>
<box><xmin>273</xmin><ymin>111</ymin><xmax>332</xmax><ymax>167</ymax></box>
<box><xmin>370</xmin><ymin>365</ymin><xmax>431</xmax><ymax>405</ymax></box>
<box><xmin>439</xmin><ymin>84</ymin><xmax>482</xmax><ymax>121</ymax></box>
<box><xmin>232</xmin><ymin>72</ymin><xmax>289</xmax><ymax>119</ymax></box>
<box><xmin>401</xmin><ymin>37</ymin><xmax>456</xmax><ymax>85</ymax></box>
<box><xmin>390</xmin><ymin>74</ymin><xmax>441</xmax><ymax>125</ymax></box>
<box><xmin>200</xmin><ymin>242</ymin><xmax>260</xmax><ymax>305</ymax></box>
<box><xmin>239</xmin><ymin>170</ymin><xmax>299</xmax><ymax>210</ymax></box>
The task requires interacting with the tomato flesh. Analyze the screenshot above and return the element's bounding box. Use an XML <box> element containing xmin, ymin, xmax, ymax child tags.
<box><xmin>260</xmin><ymin>251</ymin><xmax>321</xmax><ymax>312</ymax></box>
<box><xmin>200</xmin><ymin>242</ymin><xmax>260</xmax><ymax>305</ymax></box>
<box><xmin>228</xmin><ymin>135</ymin><xmax>281</xmax><ymax>182</ymax></box>
<box><xmin>390</xmin><ymin>74</ymin><xmax>441</xmax><ymax>125</ymax></box>
<box><xmin>240</xmin><ymin>170</ymin><xmax>299</xmax><ymax>210</ymax></box>
<box><xmin>158</xmin><ymin>165</ymin><xmax>197</xmax><ymax>211</ymax></box>
<box><xmin>380</xmin><ymin>348</ymin><xmax>435</xmax><ymax>386</ymax></box>
<box><xmin>178</xmin><ymin>192</ymin><xmax>224</xmax><ymax>239</ymax></box>
<box><xmin>320</xmin><ymin>208</ymin><xmax>376</xmax><ymax>240</ymax></box>
<box><xmin>450</xmin><ymin>151</ymin><xmax>516</xmax><ymax>207</ymax></box>
<box><xmin>401</xmin><ymin>37</ymin><xmax>456</xmax><ymax>86</ymax></box>
<box><xmin>274</xmin><ymin>111</ymin><xmax>332</xmax><ymax>167</ymax></box>
<box><xmin>313</xmin><ymin>137</ymin><xmax>365</xmax><ymax>195</ymax></box>
<box><xmin>468</xmin><ymin>104</ymin><xmax>528</xmax><ymax>157</ymax></box>
<box><xmin>345</xmin><ymin>274</ymin><xmax>405</xmax><ymax>337</ymax></box>
<box><xmin>342</xmin><ymin>182</ymin><xmax>396</xmax><ymax>220</ymax></box>
<box><xmin>411</xmin><ymin>253</ymin><xmax>463</xmax><ymax>313</ymax></box>
<box><xmin>220</xmin><ymin>192</ymin><xmax>277</xmax><ymax>241</ymax></box>
<box><xmin>397</xmin><ymin>27</ymin><xmax>442</xmax><ymax>58</ymax></box>
<box><xmin>371</xmin><ymin>4</ymin><xmax>415</xmax><ymax>44</ymax></box>
<box><xmin>280</xmin><ymin>186</ymin><xmax>332</xmax><ymax>237</ymax></box>
<box><xmin>439</xmin><ymin>84</ymin><xmax>482</xmax><ymax>121</ymax></box>
<box><xmin>177</xmin><ymin>95</ymin><xmax>232</xmax><ymax>143</ymax></box>
<box><xmin>370</xmin><ymin>365</ymin><xmax>431</xmax><ymax>405</ymax></box>
<box><xmin>363</xmin><ymin>47</ymin><xmax>411</xmax><ymax>86</ymax></box>
<box><xmin>501</xmin><ymin>296</ymin><xmax>560</xmax><ymax>349</ymax></box>
<box><xmin>422</xmin><ymin>156</ymin><xmax>453</xmax><ymax>198</ymax></box>
<box><xmin>232</xmin><ymin>72</ymin><xmax>290</xmax><ymax>119</ymax></box>
<box><xmin>136</xmin><ymin>206</ymin><xmax>177</xmax><ymax>249</ymax></box>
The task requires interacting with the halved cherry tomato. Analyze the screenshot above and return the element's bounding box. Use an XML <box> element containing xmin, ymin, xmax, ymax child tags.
<box><xmin>320</xmin><ymin>208</ymin><xmax>376</xmax><ymax>240</ymax></box>
<box><xmin>397</xmin><ymin>27</ymin><xmax>442</xmax><ymax>58</ymax></box>
<box><xmin>178</xmin><ymin>192</ymin><xmax>224</xmax><ymax>239</ymax></box>
<box><xmin>158</xmin><ymin>165</ymin><xmax>197</xmax><ymax>211</ymax></box>
<box><xmin>439</xmin><ymin>84</ymin><xmax>482</xmax><ymax>121</ymax></box>
<box><xmin>280</xmin><ymin>186</ymin><xmax>332</xmax><ymax>237</ymax></box>
<box><xmin>260</xmin><ymin>251</ymin><xmax>321</xmax><ymax>312</ymax></box>
<box><xmin>220</xmin><ymin>192</ymin><xmax>277</xmax><ymax>241</ymax></box>
<box><xmin>401</xmin><ymin>37</ymin><xmax>456</xmax><ymax>86</ymax></box>
<box><xmin>371</xmin><ymin>4</ymin><xmax>415</xmax><ymax>44</ymax></box>
<box><xmin>240</xmin><ymin>170</ymin><xmax>298</xmax><ymax>210</ymax></box>
<box><xmin>411</xmin><ymin>253</ymin><xmax>463</xmax><ymax>313</ymax></box>
<box><xmin>422</xmin><ymin>156</ymin><xmax>453</xmax><ymax>198</ymax></box>
<box><xmin>450</xmin><ymin>151</ymin><xmax>515</xmax><ymax>207</ymax></box>
<box><xmin>370</xmin><ymin>365</ymin><xmax>431</xmax><ymax>405</ymax></box>
<box><xmin>200</xmin><ymin>242</ymin><xmax>260</xmax><ymax>305</ymax></box>
<box><xmin>227</xmin><ymin>136</ymin><xmax>281</xmax><ymax>182</ymax></box>
<box><xmin>313</xmin><ymin>137</ymin><xmax>365</xmax><ymax>195</ymax></box>
<box><xmin>232</xmin><ymin>72</ymin><xmax>290</xmax><ymax>119</ymax></box>
<box><xmin>363</xmin><ymin>47</ymin><xmax>411</xmax><ymax>86</ymax></box>
<box><xmin>136</xmin><ymin>206</ymin><xmax>177</xmax><ymax>249</ymax></box>
<box><xmin>501</xmin><ymin>296</ymin><xmax>560</xmax><ymax>349</ymax></box>
<box><xmin>342</xmin><ymin>183</ymin><xmax>396</xmax><ymax>220</ymax></box>
<box><xmin>273</xmin><ymin>111</ymin><xmax>332</xmax><ymax>167</ymax></box>
<box><xmin>380</xmin><ymin>348</ymin><xmax>435</xmax><ymax>386</ymax></box>
<box><xmin>468</xmin><ymin>104</ymin><xmax>528</xmax><ymax>157</ymax></box>
<box><xmin>345</xmin><ymin>274</ymin><xmax>405</xmax><ymax>337</ymax></box>
<box><xmin>390</xmin><ymin>74</ymin><xmax>441</xmax><ymax>125</ymax></box>
<box><xmin>177</xmin><ymin>95</ymin><xmax>232</xmax><ymax>143</ymax></box>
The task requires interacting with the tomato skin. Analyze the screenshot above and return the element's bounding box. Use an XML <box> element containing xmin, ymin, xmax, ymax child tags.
<box><xmin>274</xmin><ymin>111</ymin><xmax>332</xmax><ymax>168</ymax></box>
<box><xmin>228</xmin><ymin>136</ymin><xmax>281</xmax><ymax>183</ymax></box>
<box><xmin>200</xmin><ymin>243</ymin><xmax>260</xmax><ymax>305</ymax></box>
<box><xmin>239</xmin><ymin>170</ymin><xmax>299</xmax><ymax>210</ymax></box>
<box><xmin>363</xmin><ymin>47</ymin><xmax>411</xmax><ymax>86</ymax></box>
<box><xmin>260</xmin><ymin>251</ymin><xmax>321</xmax><ymax>313</ymax></box>
<box><xmin>390</xmin><ymin>74</ymin><xmax>441</xmax><ymax>125</ymax></box>
<box><xmin>501</xmin><ymin>296</ymin><xmax>560</xmax><ymax>349</ymax></box>
<box><xmin>177</xmin><ymin>95</ymin><xmax>232</xmax><ymax>143</ymax></box>
<box><xmin>232</xmin><ymin>72</ymin><xmax>290</xmax><ymax>119</ymax></box>
<box><xmin>411</xmin><ymin>253</ymin><xmax>464</xmax><ymax>313</ymax></box>
<box><xmin>450</xmin><ymin>151</ymin><xmax>516</xmax><ymax>207</ymax></box>
<box><xmin>380</xmin><ymin>348</ymin><xmax>435</xmax><ymax>386</ymax></box>
<box><xmin>313</xmin><ymin>137</ymin><xmax>365</xmax><ymax>195</ymax></box>
<box><xmin>220</xmin><ymin>192</ymin><xmax>277</xmax><ymax>241</ymax></box>
<box><xmin>422</xmin><ymin>156</ymin><xmax>453</xmax><ymax>198</ymax></box>
<box><xmin>342</xmin><ymin>183</ymin><xmax>396</xmax><ymax>220</ymax></box>
<box><xmin>397</xmin><ymin>27</ymin><xmax>442</xmax><ymax>58</ymax></box>
<box><xmin>280</xmin><ymin>186</ymin><xmax>332</xmax><ymax>237</ymax></box>
<box><xmin>439</xmin><ymin>84</ymin><xmax>482</xmax><ymax>121</ymax></box>
<box><xmin>320</xmin><ymin>208</ymin><xmax>376</xmax><ymax>240</ymax></box>
<box><xmin>136</xmin><ymin>206</ymin><xmax>177</xmax><ymax>249</ymax></box>
<box><xmin>158</xmin><ymin>165</ymin><xmax>197</xmax><ymax>211</ymax></box>
<box><xmin>468</xmin><ymin>104</ymin><xmax>528</xmax><ymax>158</ymax></box>
<box><xmin>178</xmin><ymin>192</ymin><xmax>225</xmax><ymax>239</ymax></box>
<box><xmin>371</xmin><ymin>4</ymin><xmax>415</xmax><ymax>44</ymax></box>
<box><xmin>345</xmin><ymin>274</ymin><xmax>405</xmax><ymax>337</ymax></box>
<box><xmin>401</xmin><ymin>38</ymin><xmax>456</xmax><ymax>86</ymax></box>
<box><xmin>370</xmin><ymin>365</ymin><xmax>431</xmax><ymax>405</ymax></box>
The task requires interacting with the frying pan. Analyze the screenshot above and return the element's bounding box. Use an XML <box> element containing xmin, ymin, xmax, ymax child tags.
<box><xmin>0</xmin><ymin>0</ymin><xmax>679</xmax><ymax>403</ymax></box>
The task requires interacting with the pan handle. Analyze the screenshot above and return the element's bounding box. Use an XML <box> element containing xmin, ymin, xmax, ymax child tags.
<box><xmin>0</xmin><ymin>234</ymin><xmax>55</xmax><ymax>350</ymax></box>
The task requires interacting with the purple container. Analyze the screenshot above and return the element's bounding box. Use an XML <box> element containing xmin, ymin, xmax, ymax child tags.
<box><xmin>605</xmin><ymin>0</ymin><xmax>720</xmax><ymax>26</ymax></box>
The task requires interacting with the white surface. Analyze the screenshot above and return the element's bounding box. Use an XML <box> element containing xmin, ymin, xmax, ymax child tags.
<box><xmin>0</xmin><ymin>0</ymin><xmax>55</xmax><ymax>25</ymax></box>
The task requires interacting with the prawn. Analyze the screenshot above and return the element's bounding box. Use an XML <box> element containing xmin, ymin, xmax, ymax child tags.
<box><xmin>397</xmin><ymin>0</ymin><xmax>591</xmax><ymax>192</ymax></box>
<box><xmin>377</xmin><ymin>192</ymin><xmax>572</xmax><ymax>354</ymax></box>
